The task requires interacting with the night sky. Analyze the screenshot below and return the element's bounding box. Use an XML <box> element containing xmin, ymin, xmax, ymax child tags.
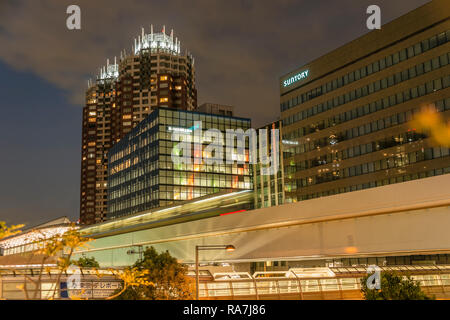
<box><xmin>0</xmin><ymin>0</ymin><xmax>430</xmax><ymax>227</ymax></box>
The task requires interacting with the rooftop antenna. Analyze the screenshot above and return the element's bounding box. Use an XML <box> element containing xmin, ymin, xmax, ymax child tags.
<box><xmin>142</xmin><ymin>27</ymin><xmax>145</xmax><ymax>40</ymax></box>
<box><xmin>114</xmin><ymin>56</ymin><xmax>117</xmax><ymax>65</ymax></box>
<box><xmin>170</xmin><ymin>29</ymin><xmax>174</xmax><ymax>40</ymax></box>
<box><xmin>151</xmin><ymin>24</ymin><xmax>153</xmax><ymax>40</ymax></box>
<box><xmin>162</xmin><ymin>25</ymin><xmax>165</xmax><ymax>34</ymax></box>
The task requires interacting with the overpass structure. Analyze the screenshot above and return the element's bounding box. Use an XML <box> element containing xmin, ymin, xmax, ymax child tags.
<box><xmin>74</xmin><ymin>175</ymin><xmax>450</xmax><ymax>268</ymax></box>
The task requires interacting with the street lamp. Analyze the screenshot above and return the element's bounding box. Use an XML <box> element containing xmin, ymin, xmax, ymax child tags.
<box><xmin>127</xmin><ymin>245</ymin><xmax>144</xmax><ymax>262</ymax></box>
<box><xmin>195</xmin><ymin>244</ymin><xmax>235</xmax><ymax>300</ymax></box>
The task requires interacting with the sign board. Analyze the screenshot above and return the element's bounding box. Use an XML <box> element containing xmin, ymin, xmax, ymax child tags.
<box><xmin>62</xmin><ymin>280</ymin><xmax>123</xmax><ymax>299</ymax></box>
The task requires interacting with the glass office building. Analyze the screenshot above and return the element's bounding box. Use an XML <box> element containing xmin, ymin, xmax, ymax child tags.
<box><xmin>107</xmin><ymin>107</ymin><xmax>253</xmax><ymax>219</ymax></box>
<box><xmin>280</xmin><ymin>0</ymin><xmax>450</xmax><ymax>202</ymax></box>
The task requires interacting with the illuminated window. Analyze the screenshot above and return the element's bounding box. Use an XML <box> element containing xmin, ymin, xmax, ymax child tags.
<box><xmin>160</xmin><ymin>76</ymin><xmax>168</xmax><ymax>81</ymax></box>
<box><xmin>88</xmin><ymin>111</ymin><xmax>96</xmax><ymax>116</ymax></box>
<box><xmin>123</xmin><ymin>114</ymin><xmax>132</xmax><ymax>120</ymax></box>
<box><xmin>160</xmin><ymin>97</ymin><xmax>169</xmax><ymax>103</ymax></box>
<box><xmin>88</xmin><ymin>118</ymin><xmax>96</xmax><ymax>123</ymax></box>
<box><xmin>175</xmin><ymin>85</ymin><xmax>182</xmax><ymax>90</ymax></box>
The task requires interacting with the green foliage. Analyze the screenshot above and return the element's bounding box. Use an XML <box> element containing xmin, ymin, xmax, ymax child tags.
<box><xmin>360</xmin><ymin>271</ymin><xmax>434</xmax><ymax>300</ymax></box>
<box><xmin>73</xmin><ymin>256</ymin><xmax>100</xmax><ymax>268</ymax></box>
<box><xmin>0</xmin><ymin>221</ymin><xmax>23</xmax><ymax>240</ymax></box>
<box><xmin>114</xmin><ymin>246</ymin><xmax>194</xmax><ymax>300</ymax></box>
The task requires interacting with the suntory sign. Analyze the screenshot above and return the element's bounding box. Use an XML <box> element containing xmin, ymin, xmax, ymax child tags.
<box><xmin>283</xmin><ymin>69</ymin><xmax>309</xmax><ymax>87</ymax></box>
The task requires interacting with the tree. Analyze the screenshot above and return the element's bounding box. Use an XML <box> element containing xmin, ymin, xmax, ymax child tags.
<box><xmin>11</xmin><ymin>226</ymin><xmax>93</xmax><ymax>300</ymax></box>
<box><xmin>360</xmin><ymin>271</ymin><xmax>434</xmax><ymax>300</ymax></box>
<box><xmin>0</xmin><ymin>221</ymin><xmax>23</xmax><ymax>240</ymax></box>
<box><xmin>114</xmin><ymin>246</ymin><xmax>194</xmax><ymax>300</ymax></box>
<box><xmin>73</xmin><ymin>256</ymin><xmax>100</xmax><ymax>268</ymax></box>
<box><xmin>105</xmin><ymin>268</ymin><xmax>152</xmax><ymax>300</ymax></box>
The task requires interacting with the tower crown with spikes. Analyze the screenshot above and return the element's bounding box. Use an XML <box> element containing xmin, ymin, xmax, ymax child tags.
<box><xmin>97</xmin><ymin>56</ymin><xmax>119</xmax><ymax>81</ymax></box>
<box><xmin>93</xmin><ymin>25</ymin><xmax>194</xmax><ymax>85</ymax></box>
<box><xmin>133</xmin><ymin>24</ymin><xmax>181</xmax><ymax>55</ymax></box>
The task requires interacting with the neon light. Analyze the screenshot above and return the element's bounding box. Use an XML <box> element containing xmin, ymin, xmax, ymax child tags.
<box><xmin>167</xmin><ymin>126</ymin><xmax>192</xmax><ymax>133</ymax></box>
<box><xmin>283</xmin><ymin>69</ymin><xmax>309</xmax><ymax>87</ymax></box>
<box><xmin>282</xmin><ymin>139</ymin><xmax>299</xmax><ymax>145</ymax></box>
<box><xmin>220</xmin><ymin>210</ymin><xmax>247</xmax><ymax>216</ymax></box>
<box><xmin>189</xmin><ymin>124</ymin><xmax>200</xmax><ymax>130</ymax></box>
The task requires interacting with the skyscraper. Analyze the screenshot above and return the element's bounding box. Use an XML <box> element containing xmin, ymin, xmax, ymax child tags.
<box><xmin>80</xmin><ymin>25</ymin><xmax>197</xmax><ymax>225</ymax></box>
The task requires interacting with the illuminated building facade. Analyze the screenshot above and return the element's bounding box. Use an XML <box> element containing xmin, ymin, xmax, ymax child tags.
<box><xmin>107</xmin><ymin>107</ymin><xmax>253</xmax><ymax>219</ymax></box>
<box><xmin>280</xmin><ymin>0</ymin><xmax>450</xmax><ymax>203</ymax></box>
<box><xmin>253</xmin><ymin>120</ymin><xmax>286</xmax><ymax>208</ymax></box>
<box><xmin>80</xmin><ymin>25</ymin><xmax>197</xmax><ymax>225</ymax></box>
<box><xmin>0</xmin><ymin>217</ymin><xmax>73</xmax><ymax>256</ymax></box>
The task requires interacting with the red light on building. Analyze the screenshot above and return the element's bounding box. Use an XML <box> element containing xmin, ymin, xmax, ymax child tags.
<box><xmin>220</xmin><ymin>210</ymin><xmax>247</xmax><ymax>216</ymax></box>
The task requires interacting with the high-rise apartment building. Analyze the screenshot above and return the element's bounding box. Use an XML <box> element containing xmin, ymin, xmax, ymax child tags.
<box><xmin>280</xmin><ymin>0</ymin><xmax>450</xmax><ymax>203</ymax></box>
<box><xmin>80</xmin><ymin>26</ymin><xmax>197</xmax><ymax>225</ymax></box>
<box><xmin>107</xmin><ymin>107</ymin><xmax>253</xmax><ymax>219</ymax></box>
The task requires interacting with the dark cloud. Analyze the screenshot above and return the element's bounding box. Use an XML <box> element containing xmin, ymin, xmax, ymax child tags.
<box><xmin>0</xmin><ymin>0</ymin><xmax>430</xmax><ymax>226</ymax></box>
<box><xmin>0</xmin><ymin>0</ymin><xmax>430</xmax><ymax>124</ymax></box>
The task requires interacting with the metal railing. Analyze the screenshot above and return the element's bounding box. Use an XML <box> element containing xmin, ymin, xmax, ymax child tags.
<box><xmin>199</xmin><ymin>273</ymin><xmax>450</xmax><ymax>300</ymax></box>
<box><xmin>2</xmin><ymin>266</ymin><xmax>450</xmax><ymax>299</ymax></box>
<box><xmin>199</xmin><ymin>276</ymin><xmax>362</xmax><ymax>300</ymax></box>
